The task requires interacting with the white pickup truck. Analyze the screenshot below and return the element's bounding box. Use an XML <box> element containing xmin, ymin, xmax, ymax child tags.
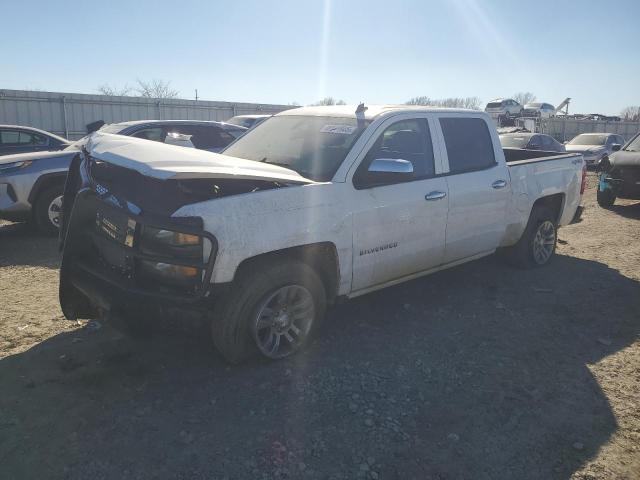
<box><xmin>59</xmin><ymin>105</ymin><xmax>585</xmax><ymax>363</ymax></box>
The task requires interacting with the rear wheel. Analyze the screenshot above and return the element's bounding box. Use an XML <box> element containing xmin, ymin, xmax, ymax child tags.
<box><xmin>504</xmin><ymin>206</ymin><xmax>557</xmax><ymax>268</ymax></box>
<box><xmin>211</xmin><ymin>259</ymin><xmax>326</xmax><ymax>364</ymax></box>
<box><xmin>34</xmin><ymin>184</ymin><xmax>64</xmax><ymax>235</ymax></box>
<box><xmin>597</xmin><ymin>188</ymin><xmax>616</xmax><ymax>208</ymax></box>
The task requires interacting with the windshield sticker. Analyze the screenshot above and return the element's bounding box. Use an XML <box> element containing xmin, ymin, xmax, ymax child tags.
<box><xmin>320</xmin><ymin>124</ymin><xmax>357</xmax><ymax>135</ymax></box>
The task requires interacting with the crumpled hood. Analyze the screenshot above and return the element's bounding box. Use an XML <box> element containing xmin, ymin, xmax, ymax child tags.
<box><xmin>610</xmin><ymin>150</ymin><xmax>640</xmax><ymax>168</ymax></box>
<box><xmin>0</xmin><ymin>148</ymin><xmax>77</xmax><ymax>165</ymax></box>
<box><xmin>565</xmin><ymin>144</ymin><xmax>605</xmax><ymax>155</ymax></box>
<box><xmin>85</xmin><ymin>132</ymin><xmax>314</xmax><ymax>184</ymax></box>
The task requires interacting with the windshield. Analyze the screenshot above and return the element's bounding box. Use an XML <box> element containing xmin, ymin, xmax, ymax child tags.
<box><xmin>624</xmin><ymin>134</ymin><xmax>640</xmax><ymax>152</ymax></box>
<box><xmin>222</xmin><ymin>115</ymin><xmax>370</xmax><ymax>181</ymax></box>
<box><xmin>568</xmin><ymin>134</ymin><xmax>607</xmax><ymax>145</ymax></box>
<box><xmin>500</xmin><ymin>135</ymin><xmax>531</xmax><ymax>148</ymax></box>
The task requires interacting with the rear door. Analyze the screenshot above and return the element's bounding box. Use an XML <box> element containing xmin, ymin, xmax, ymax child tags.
<box><xmin>434</xmin><ymin>115</ymin><xmax>510</xmax><ymax>263</ymax></box>
<box><xmin>350</xmin><ymin>115</ymin><xmax>449</xmax><ymax>291</ymax></box>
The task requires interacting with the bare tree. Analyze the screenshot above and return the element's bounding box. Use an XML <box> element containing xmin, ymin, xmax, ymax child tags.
<box><xmin>406</xmin><ymin>96</ymin><xmax>433</xmax><ymax>106</ymax></box>
<box><xmin>311</xmin><ymin>97</ymin><xmax>346</xmax><ymax>106</ymax></box>
<box><xmin>97</xmin><ymin>84</ymin><xmax>132</xmax><ymax>96</ymax></box>
<box><xmin>405</xmin><ymin>96</ymin><xmax>481</xmax><ymax>109</ymax></box>
<box><xmin>134</xmin><ymin>79</ymin><xmax>179</xmax><ymax>99</ymax></box>
<box><xmin>513</xmin><ymin>92</ymin><xmax>536</xmax><ymax>106</ymax></box>
<box><xmin>621</xmin><ymin>106</ymin><xmax>640</xmax><ymax>122</ymax></box>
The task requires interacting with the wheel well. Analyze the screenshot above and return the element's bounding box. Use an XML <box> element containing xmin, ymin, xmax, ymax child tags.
<box><xmin>235</xmin><ymin>243</ymin><xmax>340</xmax><ymax>303</ymax></box>
<box><xmin>28</xmin><ymin>173</ymin><xmax>66</xmax><ymax>206</ymax></box>
<box><xmin>532</xmin><ymin>193</ymin><xmax>564</xmax><ymax>223</ymax></box>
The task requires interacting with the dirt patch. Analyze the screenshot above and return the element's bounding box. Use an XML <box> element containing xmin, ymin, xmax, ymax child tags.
<box><xmin>1</xmin><ymin>174</ymin><xmax>639</xmax><ymax>479</ymax></box>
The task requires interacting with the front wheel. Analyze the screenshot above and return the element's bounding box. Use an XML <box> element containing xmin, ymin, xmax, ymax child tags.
<box><xmin>597</xmin><ymin>188</ymin><xmax>616</xmax><ymax>208</ymax></box>
<box><xmin>504</xmin><ymin>206</ymin><xmax>557</xmax><ymax>268</ymax></box>
<box><xmin>34</xmin><ymin>184</ymin><xmax>64</xmax><ymax>235</ymax></box>
<box><xmin>211</xmin><ymin>259</ymin><xmax>326</xmax><ymax>363</ymax></box>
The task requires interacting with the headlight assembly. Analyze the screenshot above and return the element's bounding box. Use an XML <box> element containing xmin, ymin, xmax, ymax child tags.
<box><xmin>140</xmin><ymin>226</ymin><xmax>203</xmax><ymax>259</ymax></box>
<box><xmin>0</xmin><ymin>160</ymin><xmax>32</xmax><ymax>172</ymax></box>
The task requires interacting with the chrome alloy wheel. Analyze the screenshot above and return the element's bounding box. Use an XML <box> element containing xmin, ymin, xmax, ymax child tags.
<box><xmin>48</xmin><ymin>195</ymin><xmax>63</xmax><ymax>228</ymax></box>
<box><xmin>252</xmin><ymin>285</ymin><xmax>315</xmax><ymax>359</ymax></box>
<box><xmin>532</xmin><ymin>220</ymin><xmax>556</xmax><ymax>265</ymax></box>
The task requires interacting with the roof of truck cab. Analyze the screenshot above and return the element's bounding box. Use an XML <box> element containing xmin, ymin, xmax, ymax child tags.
<box><xmin>102</xmin><ymin>119</ymin><xmax>242</xmax><ymax>127</ymax></box>
<box><xmin>275</xmin><ymin>105</ymin><xmax>480</xmax><ymax>120</ymax></box>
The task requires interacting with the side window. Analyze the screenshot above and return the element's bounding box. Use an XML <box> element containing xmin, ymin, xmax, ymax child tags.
<box><xmin>439</xmin><ymin>117</ymin><xmax>496</xmax><ymax>173</ymax></box>
<box><xmin>527</xmin><ymin>136</ymin><xmax>541</xmax><ymax>149</ymax></box>
<box><xmin>131</xmin><ymin>127</ymin><xmax>166</xmax><ymax>142</ymax></box>
<box><xmin>0</xmin><ymin>130</ymin><xmax>20</xmax><ymax>144</ymax></box>
<box><xmin>354</xmin><ymin>119</ymin><xmax>435</xmax><ymax>188</ymax></box>
<box><xmin>541</xmin><ymin>135</ymin><xmax>553</xmax><ymax>148</ymax></box>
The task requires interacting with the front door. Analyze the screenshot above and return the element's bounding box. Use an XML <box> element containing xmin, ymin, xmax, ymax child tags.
<box><xmin>350</xmin><ymin>117</ymin><xmax>449</xmax><ymax>292</ymax></box>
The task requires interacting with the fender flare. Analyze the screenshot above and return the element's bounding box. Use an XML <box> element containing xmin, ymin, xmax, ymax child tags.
<box><xmin>27</xmin><ymin>172</ymin><xmax>68</xmax><ymax>205</ymax></box>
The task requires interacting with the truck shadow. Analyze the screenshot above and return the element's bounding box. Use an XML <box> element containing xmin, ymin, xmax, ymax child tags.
<box><xmin>0</xmin><ymin>221</ymin><xmax>59</xmax><ymax>268</ymax></box>
<box><xmin>610</xmin><ymin>201</ymin><xmax>640</xmax><ymax>220</ymax></box>
<box><xmin>0</xmin><ymin>255</ymin><xmax>638</xmax><ymax>479</ymax></box>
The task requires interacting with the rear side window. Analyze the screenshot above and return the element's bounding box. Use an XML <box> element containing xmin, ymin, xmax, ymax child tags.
<box><xmin>439</xmin><ymin>118</ymin><xmax>496</xmax><ymax>173</ymax></box>
<box><xmin>0</xmin><ymin>130</ymin><xmax>47</xmax><ymax>145</ymax></box>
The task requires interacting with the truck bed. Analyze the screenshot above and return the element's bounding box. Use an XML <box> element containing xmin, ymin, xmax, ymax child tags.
<box><xmin>503</xmin><ymin>147</ymin><xmax>581</xmax><ymax>165</ymax></box>
<box><xmin>501</xmin><ymin>148</ymin><xmax>584</xmax><ymax>246</ymax></box>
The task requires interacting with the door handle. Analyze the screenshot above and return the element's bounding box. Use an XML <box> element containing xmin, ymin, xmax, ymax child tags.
<box><xmin>492</xmin><ymin>179</ymin><xmax>507</xmax><ymax>189</ymax></box>
<box><xmin>425</xmin><ymin>191</ymin><xmax>447</xmax><ymax>201</ymax></box>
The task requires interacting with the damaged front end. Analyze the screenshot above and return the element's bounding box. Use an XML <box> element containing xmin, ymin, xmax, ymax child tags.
<box><xmin>59</xmin><ymin>151</ymin><xmax>287</xmax><ymax>322</ymax></box>
<box><xmin>598</xmin><ymin>157</ymin><xmax>640</xmax><ymax>200</ymax></box>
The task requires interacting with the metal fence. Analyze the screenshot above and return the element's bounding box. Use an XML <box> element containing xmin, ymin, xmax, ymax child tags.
<box><xmin>0</xmin><ymin>89</ymin><xmax>295</xmax><ymax>140</ymax></box>
<box><xmin>541</xmin><ymin>117</ymin><xmax>640</xmax><ymax>142</ymax></box>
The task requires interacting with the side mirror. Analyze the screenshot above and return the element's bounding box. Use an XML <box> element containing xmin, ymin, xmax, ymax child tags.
<box><xmin>611</xmin><ymin>144</ymin><xmax>621</xmax><ymax>152</ymax></box>
<box><xmin>362</xmin><ymin>158</ymin><xmax>414</xmax><ymax>186</ymax></box>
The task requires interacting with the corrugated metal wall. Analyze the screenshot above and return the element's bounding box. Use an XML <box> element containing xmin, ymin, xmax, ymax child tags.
<box><xmin>542</xmin><ymin>117</ymin><xmax>640</xmax><ymax>142</ymax></box>
<box><xmin>0</xmin><ymin>89</ymin><xmax>295</xmax><ymax>139</ymax></box>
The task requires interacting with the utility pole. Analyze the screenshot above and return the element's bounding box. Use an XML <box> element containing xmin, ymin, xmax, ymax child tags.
<box><xmin>195</xmin><ymin>89</ymin><xmax>199</xmax><ymax>101</ymax></box>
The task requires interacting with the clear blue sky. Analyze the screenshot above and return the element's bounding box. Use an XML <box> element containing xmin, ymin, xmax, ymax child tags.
<box><xmin>2</xmin><ymin>0</ymin><xmax>638</xmax><ymax>115</ymax></box>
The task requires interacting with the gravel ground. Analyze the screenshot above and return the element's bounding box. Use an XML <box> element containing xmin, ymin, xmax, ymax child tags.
<box><xmin>1</xmin><ymin>173</ymin><xmax>639</xmax><ymax>480</ymax></box>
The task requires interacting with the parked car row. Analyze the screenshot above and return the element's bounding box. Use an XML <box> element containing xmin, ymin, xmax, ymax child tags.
<box><xmin>0</xmin><ymin>120</ymin><xmax>247</xmax><ymax>234</ymax></box>
<box><xmin>498</xmin><ymin>132</ymin><xmax>627</xmax><ymax>166</ymax></box>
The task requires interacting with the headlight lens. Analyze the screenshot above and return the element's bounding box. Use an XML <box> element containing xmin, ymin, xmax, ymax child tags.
<box><xmin>139</xmin><ymin>260</ymin><xmax>200</xmax><ymax>286</ymax></box>
<box><xmin>0</xmin><ymin>160</ymin><xmax>32</xmax><ymax>172</ymax></box>
<box><xmin>140</xmin><ymin>227</ymin><xmax>202</xmax><ymax>259</ymax></box>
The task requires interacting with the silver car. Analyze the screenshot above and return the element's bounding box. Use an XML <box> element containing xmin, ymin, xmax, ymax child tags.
<box><xmin>484</xmin><ymin>98</ymin><xmax>523</xmax><ymax>119</ymax></box>
<box><xmin>565</xmin><ymin>133</ymin><xmax>625</xmax><ymax>167</ymax></box>
<box><xmin>522</xmin><ymin>103</ymin><xmax>556</xmax><ymax>118</ymax></box>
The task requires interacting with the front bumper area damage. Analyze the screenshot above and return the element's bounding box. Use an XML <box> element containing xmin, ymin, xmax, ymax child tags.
<box><xmin>598</xmin><ymin>166</ymin><xmax>640</xmax><ymax>200</ymax></box>
<box><xmin>59</xmin><ymin>154</ymin><xmax>219</xmax><ymax>323</ymax></box>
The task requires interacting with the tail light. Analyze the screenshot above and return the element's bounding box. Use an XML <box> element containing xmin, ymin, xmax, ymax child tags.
<box><xmin>580</xmin><ymin>164</ymin><xmax>587</xmax><ymax>195</ymax></box>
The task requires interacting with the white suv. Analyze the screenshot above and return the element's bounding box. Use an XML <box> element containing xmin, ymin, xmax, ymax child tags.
<box><xmin>485</xmin><ymin>98</ymin><xmax>523</xmax><ymax>119</ymax></box>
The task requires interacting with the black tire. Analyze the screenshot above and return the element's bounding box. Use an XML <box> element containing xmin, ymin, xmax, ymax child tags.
<box><xmin>504</xmin><ymin>206</ymin><xmax>557</xmax><ymax>269</ymax></box>
<box><xmin>597</xmin><ymin>187</ymin><xmax>616</xmax><ymax>208</ymax></box>
<box><xmin>211</xmin><ymin>259</ymin><xmax>327</xmax><ymax>364</ymax></box>
<box><xmin>33</xmin><ymin>184</ymin><xmax>64</xmax><ymax>235</ymax></box>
